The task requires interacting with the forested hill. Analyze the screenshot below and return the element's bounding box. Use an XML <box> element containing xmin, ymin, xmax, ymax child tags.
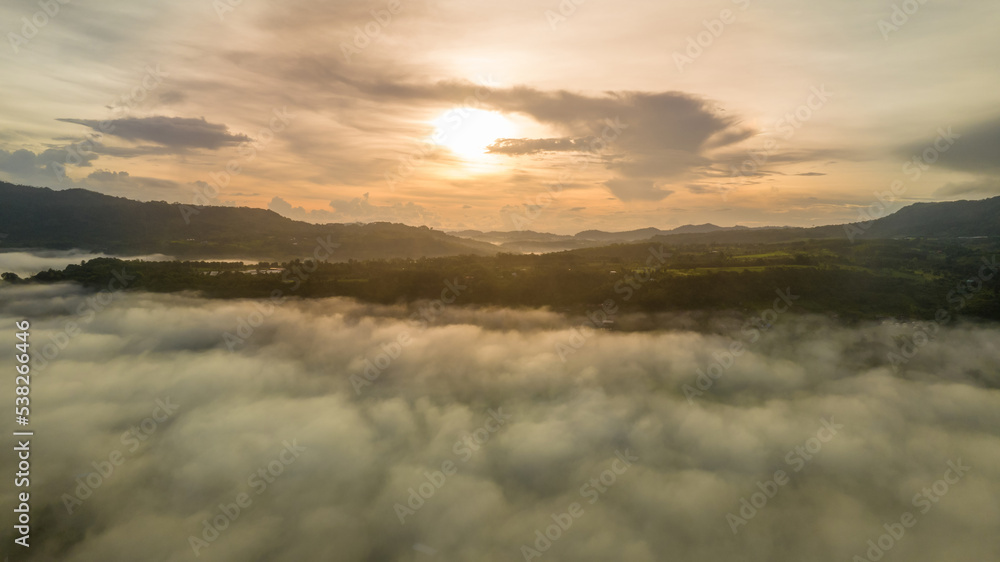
<box><xmin>642</xmin><ymin>196</ymin><xmax>1000</xmax><ymax>246</ymax></box>
<box><xmin>0</xmin><ymin>182</ymin><xmax>498</xmax><ymax>260</ymax></box>
<box><xmin>1</xmin><ymin>182</ymin><xmax>997</xmax><ymax>259</ymax></box>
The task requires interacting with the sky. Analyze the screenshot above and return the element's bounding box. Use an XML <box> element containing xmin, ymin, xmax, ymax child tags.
<box><xmin>1</xmin><ymin>0</ymin><xmax>998</xmax><ymax>234</ymax></box>
<box><xmin>2</xmin><ymin>285</ymin><xmax>999</xmax><ymax>560</ymax></box>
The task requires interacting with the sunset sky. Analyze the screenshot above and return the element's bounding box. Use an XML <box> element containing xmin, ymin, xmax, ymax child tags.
<box><xmin>1</xmin><ymin>0</ymin><xmax>997</xmax><ymax>233</ymax></box>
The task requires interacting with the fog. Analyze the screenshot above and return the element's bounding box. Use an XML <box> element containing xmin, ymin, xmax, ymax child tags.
<box><xmin>0</xmin><ymin>250</ymin><xmax>173</xmax><ymax>278</ymax></box>
<box><xmin>1</xmin><ymin>284</ymin><xmax>998</xmax><ymax>561</ymax></box>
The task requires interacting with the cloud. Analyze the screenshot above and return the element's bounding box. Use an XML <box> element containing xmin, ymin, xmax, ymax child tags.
<box><xmin>335</xmin><ymin>80</ymin><xmax>754</xmax><ymax>202</ymax></box>
<box><xmin>899</xmin><ymin>117</ymin><xmax>1000</xmax><ymax>174</ymax></box>
<box><xmin>58</xmin><ymin>116</ymin><xmax>252</xmax><ymax>150</ymax></box>
<box><xmin>0</xmin><ymin>148</ymin><xmax>183</xmax><ymax>201</ymax></box>
<box><xmin>0</xmin><ymin>147</ymin><xmax>98</xmax><ymax>181</ymax></box>
<box><xmin>0</xmin><ymin>251</ymin><xmax>172</xmax><ymax>277</ymax></box>
<box><xmin>604</xmin><ymin>179</ymin><xmax>674</xmax><ymax>201</ymax></box>
<box><xmin>487</xmin><ymin>137</ymin><xmax>592</xmax><ymax>155</ymax></box>
<box><xmin>268</xmin><ymin>194</ymin><xmax>441</xmax><ymax>226</ymax></box>
<box><xmin>477</xmin><ymin>89</ymin><xmax>753</xmax><ymax>201</ymax></box>
<box><xmin>796</xmin><ymin>172</ymin><xmax>826</xmax><ymax>176</ymax></box>
<box><xmin>156</xmin><ymin>91</ymin><xmax>186</xmax><ymax>105</ymax></box>
<box><xmin>935</xmin><ymin>177</ymin><xmax>1000</xmax><ymax>196</ymax></box>
<box><xmin>84</xmin><ymin>169</ymin><xmax>181</xmax><ymax>193</ymax></box>
<box><xmin>686</xmin><ymin>184</ymin><xmax>720</xmax><ymax>195</ymax></box>
<box><xmin>0</xmin><ymin>285</ymin><xmax>998</xmax><ymax>561</ymax></box>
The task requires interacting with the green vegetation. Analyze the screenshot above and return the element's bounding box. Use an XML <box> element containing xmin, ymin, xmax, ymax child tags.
<box><xmin>13</xmin><ymin>238</ymin><xmax>999</xmax><ymax>322</ymax></box>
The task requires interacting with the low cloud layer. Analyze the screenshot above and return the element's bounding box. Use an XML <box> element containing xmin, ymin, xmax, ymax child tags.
<box><xmin>1</xmin><ymin>285</ymin><xmax>998</xmax><ymax>561</ymax></box>
<box><xmin>0</xmin><ymin>251</ymin><xmax>172</xmax><ymax>278</ymax></box>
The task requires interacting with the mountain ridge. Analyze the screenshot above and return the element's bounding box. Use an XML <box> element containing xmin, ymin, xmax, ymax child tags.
<box><xmin>0</xmin><ymin>182</ymin><xmax>498</xmax><ymax>260</ymax></box>
<box><xmin>2</xmin><ymin>182</ymin><xmax>998</xmax><ymax>259</ymax></box>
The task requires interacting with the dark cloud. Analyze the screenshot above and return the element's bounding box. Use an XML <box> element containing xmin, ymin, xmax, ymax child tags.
<box><xmin>480</xmin><ymin>88</ymin><xmax>744</xmax><ymax>154</ymax></box>
<box><xmin>0</xmin><ymin>147</ymin><xmax>98</xmax><ymax>179</ymax></box>
<box><xmin>487</xmin><ymin>137</ymin><xmax>592</xmax><ymax>155</ymax></box>
<box><xmin>796</xmin><ymin>172</ymin><xmax>826</xmax><ymax>176</ymax></box>
<box><xmin>477</xmin><ymin>89</ymin><xmax>751</xmax><ymax>200</ymax></box>
<box><xmin>899</xmin><ymin>117</ymin><xmax>1000</xmax><ymax>174</ymax></box>
<box><xmin>57</xmin><ymin>116</ymin><xmax>251</xmax><ymax>150</ymax></box>
<box><xmin>604</xmin><ymin>179</ymin><xmax>674</xmax><ymax>201</ymax></box>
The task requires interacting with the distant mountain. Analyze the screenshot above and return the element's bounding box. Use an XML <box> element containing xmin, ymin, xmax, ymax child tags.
<box><xmin>574</xmin><ymin>227</ymin><xmax>667</xmax><ymax>241</ymax></box>
<box><xmin>669</xmin><ymin>223</ymin><xmax>750</xmax><ymax>234</ymax></box>
<box><xmin>3</xmin><ymin>182</ymin><xmax>996</xmax><ymax>261</ymax></box>
<box><xmin>451</xmin><ymin>223</ymin><xmax>754</xmax><ymax>252</ymax></box>
<box><xmin>0</xmin><ymin>182</ymin><xmax>497</xmax><ymax>260</ymax></box>
<box><xmin>450</xmin><ymin>198</ymin><xmax>1000</xmax><ymax>251</ymax></box>
<box><xmin>642</xmin><ymin>197</ymin><xmax>1000</xmax><ymax>246</ymax></box>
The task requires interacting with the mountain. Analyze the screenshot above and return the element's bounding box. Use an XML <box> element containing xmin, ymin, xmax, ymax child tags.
<box><xmin>451</xmin><ymin>223</ymin><xmax>754</xmax><ymax>252</ymax></box>
<box><xmin>574</xmin><ymin>227</ymin><xmax>667</xmax><ymax>241</ymax></box>
<box><xmin>574</xmin><ymin>224</ymin><xmax>749</xmax><ymax>241</ymax></box>
<box><xmin>0</xmin><ymin>182</ymin><xmax>498</xmax><ymax>260</ymax></box>
<box><xmin>447</xmin><ymin>229</ymin><xmax>595</xmax><ymax>253</ymax></box>
<box><xmin>668</xmin><ymin>223</ymin><xmax>750</xmax><ymax>234</ymax></box>
<box><xmin>640</xmin><ymin>197</ymin><xmax>1000</xmax><ymax>246</ymax></box>
<box><xmin>451</xmin><ymin>197</ymin><xmax>1000</xmax><ymax>252</ymax></box>
<box><xmin>3</xmin><ymin>182</ymin><xmax>997</xmax><ymax>261</ymax></box>
<box><xmin>861</xmin><ymin>197</ymin><xmax>1000</xmax><ymax>238</ymax></box>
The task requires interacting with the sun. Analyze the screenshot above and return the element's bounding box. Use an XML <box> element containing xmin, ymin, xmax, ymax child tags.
<box><xmin>430</xmin><ymin>108</ymin><xmax>517</xmax><ymax>160</ymax></box>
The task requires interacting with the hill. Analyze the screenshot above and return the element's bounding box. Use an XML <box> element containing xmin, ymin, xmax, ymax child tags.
<box><xmin>0</xmin><ymin>182</ymin><xmax>497</xmax><ymax>260</ymax></box>
<box><xmin>451</xmin><ymin>223</ymin><xmax>753</xmax><ymax>252</ymax></box>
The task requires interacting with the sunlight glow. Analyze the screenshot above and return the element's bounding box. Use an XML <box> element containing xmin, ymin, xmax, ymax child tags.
<box><xmin>430</xmin><ymin>109</ymin><xmax>517</xmax><ymax>160</ymax></box>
